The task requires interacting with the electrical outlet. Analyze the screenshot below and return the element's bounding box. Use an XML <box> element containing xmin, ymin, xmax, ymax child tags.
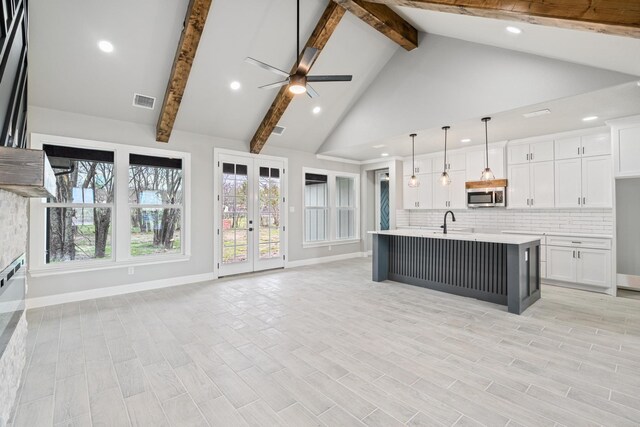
<box><xmin>128</xmin><ymin>266</ymin><xmax>135</xmax><ymax>275</ymax></box>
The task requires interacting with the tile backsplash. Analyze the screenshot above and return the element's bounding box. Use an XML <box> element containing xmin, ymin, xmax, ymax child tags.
<box><xmin>397</xmin><ymin>208</ymin><xmax>613</xmax><ymax>235</ymax></box>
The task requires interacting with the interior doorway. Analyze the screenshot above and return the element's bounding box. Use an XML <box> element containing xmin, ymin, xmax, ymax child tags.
<box><xmin>215</xmin><ymin>151</ymin><xmax>287</xmax><ymax>277</ymax></box>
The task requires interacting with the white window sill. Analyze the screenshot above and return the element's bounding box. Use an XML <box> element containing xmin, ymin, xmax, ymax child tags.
<box><xmin>28</xmin><ymin>255</ymin><xmax>191</xmax><ymax>277</ymax></box>
<box><xmin>303</xmin><ymin>238</ymin><xmax>361</xmax><ymax>249</ymax></box>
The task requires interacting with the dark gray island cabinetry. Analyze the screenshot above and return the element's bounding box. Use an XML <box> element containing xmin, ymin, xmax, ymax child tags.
<box><xmin>371</xmin><ymin>230</ymin><xmax>541</xmax><ymax>314</ymax></box>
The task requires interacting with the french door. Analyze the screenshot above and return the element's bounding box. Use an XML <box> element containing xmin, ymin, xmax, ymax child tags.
<box><xmin>216</xmin><ymin>152</ymin><xmax>286</xmax><ymax>276</ymax></box>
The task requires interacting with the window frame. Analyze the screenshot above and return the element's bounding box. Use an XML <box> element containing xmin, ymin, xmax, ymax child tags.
<box><xmin>302</xmin><ymin>167</ymin><xmax>360</xmax><ymax>248</ymax></box>
<box><xmin>29</xmin><ymin>133</ymin><xmax>191</xmax><ymax>275</ymax></box>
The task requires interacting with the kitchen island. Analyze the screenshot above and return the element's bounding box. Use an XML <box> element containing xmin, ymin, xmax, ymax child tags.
<box><xmin>371</xmin><ymin>229</ymin><xmax>541</xmax><ymax>314</ymax></box>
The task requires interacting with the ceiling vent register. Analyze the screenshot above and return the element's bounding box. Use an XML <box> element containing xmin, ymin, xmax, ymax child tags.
<box><xmin>132</xmin><ymin>93</ymin><xmax>156</xmax><ymax>110</ymax></box>
<box><xmin>272</xmin><ymin>125</ymin><xmax>286</xmax><ymax>136</ymax></box>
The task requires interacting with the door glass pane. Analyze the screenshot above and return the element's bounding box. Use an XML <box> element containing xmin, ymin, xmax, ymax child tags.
<box><xmin>222</xmin><ymin>162</ymin><xmax>250</xmax><ymax>265</ymax></box>
<box><xmin>259</xmin><ymin>166</ymin><xmax>281</xmax><ymax>259</ymax></box>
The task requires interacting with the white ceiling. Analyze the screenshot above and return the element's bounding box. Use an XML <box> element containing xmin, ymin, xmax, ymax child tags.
<box><xmin>321</xmin><ymin>81</ymin><xmax>640</xmax><ymax>160</ymax></box>
<box><xmin>392</xmin><ymin>7</ymin><xmax>640</xmax><ymax>77</ymax></box>
<box><xmin>28</xmin><ymin>0</ymin><xmax>640</xmax><ymax>156</ymax></box>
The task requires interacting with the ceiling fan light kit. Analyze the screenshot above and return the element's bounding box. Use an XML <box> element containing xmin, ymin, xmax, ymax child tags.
<box><xmin>244</xmin><ymin>0</ymin><xmax>352</xmax><ymax>99</ymax></box>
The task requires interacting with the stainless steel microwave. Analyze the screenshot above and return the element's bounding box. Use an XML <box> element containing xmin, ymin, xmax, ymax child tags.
<box><xmin>467</xmin><ymin>187</ymin><xmax>506</xmax><ymax>208</ymax></box>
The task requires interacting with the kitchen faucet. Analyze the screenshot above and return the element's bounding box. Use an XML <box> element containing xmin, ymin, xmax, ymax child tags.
<box><xmin>441</xmin><ymin>210</ymin><xmax>456</xmax><ymax>234</ymax></box>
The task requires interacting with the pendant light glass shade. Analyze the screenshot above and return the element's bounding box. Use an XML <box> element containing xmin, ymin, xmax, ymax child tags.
<box><xmin>408</xmin><ymin>133</ymin><xmax>420</xmax><ymax>188</ymax></box>
<box><xmin>441</xmin><ymin>126</ymin><xmax>451</xmax><ymax>186</ymax></box>
<box><xmin>480</xmin><ymin>117</ymin><xmax>494</xmax><ymax>181</ymax></box>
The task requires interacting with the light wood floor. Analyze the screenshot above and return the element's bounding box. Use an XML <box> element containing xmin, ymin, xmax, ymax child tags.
<box><xmin>10</xmin><ymin>258</ymin><xmax>640</xmax><ymax>426</ymax></box>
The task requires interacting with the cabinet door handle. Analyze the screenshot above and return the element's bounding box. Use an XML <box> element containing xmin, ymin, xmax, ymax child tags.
<box><xmin>582</xmin><ymin>147</ymin><xmax>585</xmax><ymax>155</ymax></box>
<box><xmin>578</xmin><ymin>251</ymin><xmax>581</xmax><ymax>259</ymax></box>
<box><xmin>531</xmin><ymin>198</ymin><xmax>534</xmax><ymax>206</ymax></box>
<box><xmin>526</xmin><ymin>198</ymin><xmax>529</xmax><ymax>206</ymax></box>
<box><xmin>583</xmin><ymin>197</ymin><xmax>586</xmax><ymax>205</ymax></box>
<box><xmin>578</xmin><ymin>147</ymin><xmax>580</xmax><ymax>155</ymax></box>
<box><xmin>526</xmin><ymin>153</ymin><xmax>529</xmax><ymax>161</ymax></box>
<box><xmin>530</xmin><ymin>152</ymin><xmax>534</xmax><ymax>160</ymax></box>
<box><xmin>571</xmin><ymin>241</ymin><xmax>582</xmax><ymax>244</ymax></box>
<box><xmin>578</xmin><ymin>197</ymin><xmax>581</xmax><ymax>205</ymax></box>
<box><xmin>573</xmin><ymin>250</ymin><xmax>576</xmax><ymax>258</ymax></box>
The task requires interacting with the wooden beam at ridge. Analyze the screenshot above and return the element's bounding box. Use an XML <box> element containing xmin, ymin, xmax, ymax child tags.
<box><xmin>156</xmin><ymin>0</ymin><xmax>214</xmax><ymax>143</ymax></box>
<box><xmin>250</xmin><ymin>2</ymin><xmax>346</xmax><ymax>154</ymax></box>
<box><xmin>332</xmin><ymin>0</ymin><xmax>419</xmax><ymax>50</ymax></box>
<box><xmin>361</xmin><ymin>0</ymin><xmax>640</xmax><ymax>38</ymax></box>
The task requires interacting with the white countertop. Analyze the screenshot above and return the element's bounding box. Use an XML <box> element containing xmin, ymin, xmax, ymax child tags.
<box><xmin>501</xmin><ymin>230</ymin><xmax>612</xmax><ymax>239</ymax></box>
<box><xmin>369</xmin><ymin>229</ymin><xmax>540</xmax><ymax>245</ymax></box>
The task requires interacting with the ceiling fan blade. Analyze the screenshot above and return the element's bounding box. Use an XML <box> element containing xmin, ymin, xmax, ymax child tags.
<box><xmin>296</xmin><ymin>47</ymin><xmax>320</xmax><ymax>75</ymax></box>
<box><xmin>258</xmin><ymin>80</ymin><xmax>289</xmax><ymax>90</ymax></box>
<box><xmin>306</xmin><ymin>75</ymin><xmax>353</xmax><ymax>82</ymax></box>
<box><xmin>306</xmin><ymin>84</ymin><xmax>319</xmax><ymax>98</ymax></box>
<box><xmin>245</xmin><ymin>57</ymin><xmax>290</xmax><ymax>78</ymax></box>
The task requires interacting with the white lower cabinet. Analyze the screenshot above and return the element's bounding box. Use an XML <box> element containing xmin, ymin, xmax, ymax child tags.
<box><xmin>546</xmin><ymin>244</ymin><xmax>611</xmax><ymax>291</ymax></box>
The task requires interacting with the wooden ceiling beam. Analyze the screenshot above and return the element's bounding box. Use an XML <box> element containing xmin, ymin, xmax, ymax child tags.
<box><xmin>361</xmin><ymin>0</ymin><xmax>640</xmax><ymax>38</ymax></box>
<box><xmin>156</xmin><ymin>0</ymin><xmax>213</xmax><ymax>143</ymax></box>
<box><xmin>250</xmin><ymin>2</ymin><xmax>346</xmax><ymax>154</ymax></box>
<box><xmin>332</xmin><ymin>0</ymin><xmax>418</xmax><ymax>50</ymax></box>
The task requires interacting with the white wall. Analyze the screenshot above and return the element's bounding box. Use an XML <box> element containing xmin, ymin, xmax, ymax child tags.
<box><xmin>26</xmin><ymin>106</ymin><xmax>363</xmax><ymax>301</ymax></box>
<box><xmin>398</xmin><ymin>208</ymin><xmax>613</xmax><ymax>236</ymax></box>
<box><xmin>320</xmin><ymin>34</ymin><xmax>637</xmax><ymax>154</ymax></box>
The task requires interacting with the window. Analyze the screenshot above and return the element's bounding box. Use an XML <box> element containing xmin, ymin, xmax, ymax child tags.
<box><xmin>304</xmin><ymin>173</ymin><xmax>329</xmax><ymax>242</ymax></box>
<box><xmin>44</xmin><ymin>145</ymin><xmax>114</xmax><ymax>264</ymax></box>
<box><xmin>336</xmin><ymin>176</ymin><xmax>356</xmax><ymax>239</ymax></box>
<box><xmin>129</xmin><ymin>154</ymin><xmax>183</xmax><ymax>257</ymax></box>
<box><xmin>31</xmin><ymin>135</ymin><xmax>190</xmax><ymax>272</ymax></box>
<box><xmin>303</xmin><ymin>169</ymin><xmax>359</xmax><ymax>245</ymax></box>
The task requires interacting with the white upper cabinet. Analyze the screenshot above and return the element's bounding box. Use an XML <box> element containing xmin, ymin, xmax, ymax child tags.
<box><xmin>529</xmin><ymin>161</ymin><xmax>555</xmax><ymax>208</ymax></box>
<box><xmin>582</xmin><ymin>155</ymin><xmax>612</xmax><ymax>208</ymax></box>
<box><xmin>508</xmin><ymin>161</ymin><xmax>553</xmax><ymax>209</ymax></box>
<box><xmin>466</xmin><ymin>147</ymin><xmax>505</xmax><ymax>180</ymax></box>
<box><xmin>581</xmin><ymin>133</ymin><xmax>611</xmax><ymax>157</ymax></box>
<box><xmin>555</xmin><ymin>156</ymin><xmax>612</xmax><ymax>208</ymax></box>
<box><xmin>555</xmin><ymin>133</ymin><xmax>610</xmax><ymax>160</ymax></box>
<box><xmin>554</xmin><ymin>137</ymin><xmax>582</xmax><ymax>160</ymax></box>
<box><xmin>555</xmin><ymin>158</ymin><xmax>582</xmax><ymax>208</ymax></box>
<box><xmin>448</xmin><ymin>170</ymin><xmax>467</xmax><ymax>209</ymax></box>
<box><xmin>403</xmin><ymin>175</ymin><xmax>420</xmax><ymax>210</ymax></box>
<box><xmin>433</xmin><ymin>152</ymin><xmax>465</xmax><ymax>172</ymax></box>
<box><xmin>507</xmin><ymin>163</ymin><xmax>530</xmax><ymax>209</ymax></box>
<box><xmin>610</xmin><ymin>117</ymin><xmax>640</xmax><ymax>178</ymax></box>
<box><xmin>403</xmin><ymin>157</ymin><xmax>432</xmax><ymax>176</ymax></box>
<box><xmin>403</xmin><ymin>174</ymin><xmax>432</xmax><ymax>209</ymax></box>
<box><xmin>432</xmin><ymin>174</ymin><xmax>449</xmax><ymax>209</ymax></box>
<box><xmin>508</xmin><ymin>140</ymin><xmax>553</xmax><ymax>165</ymax></box>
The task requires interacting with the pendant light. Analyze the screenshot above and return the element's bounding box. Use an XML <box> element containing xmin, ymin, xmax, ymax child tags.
<box><xmin>440</xmin><ymin>126</ymin><xmax>451</xmax><ymax>186</ymax></box>
<box><xmin>480</xmin><ymin>117</ymin><xmax>495</xmax><ymax>181</ymax></box>
<box><xmin>408</xmin><ymin>133</ymin><xmax>420</xmax><ymax>188</ymax></box>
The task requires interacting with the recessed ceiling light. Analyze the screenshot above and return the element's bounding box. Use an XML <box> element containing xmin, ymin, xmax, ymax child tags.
<box><xmin>461</xmin><ymin>138</ymin><xmax>471</xmax><ymax>143</ymax></box>
<box><xmin>380</xmin><ymin>153</ymin><xmax>389</xmax><ymax>157</ymax></box>
<box><xmin>97</xmin><ymin>40</ymin><xmax>114</xmax><ymax>53</ymax></box>
<box><xmin>230</xmin><ymin>81</ymin><xmax>241</xmax><ymax>91</ymax></box>
<box><xmin>506</xmin><ymin>26</ymin><xmax>522</xmax><ymax>34</ymax></box>
<box><xmin>582</xmin><ymin>116</ymin><xmax>598</xmax><ymax>122</ymax></box>
<box><xmin>312</xmin><ymin>106</ymin><xmax>322</xmax><ymax>114</ymax></box>
<box><xmin>372</xmin><ymin>144</ymin><xmax>385</xmax><ymax>149</ymax></box>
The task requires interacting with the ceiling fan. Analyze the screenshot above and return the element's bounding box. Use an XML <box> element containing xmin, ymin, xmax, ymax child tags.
<box><xmin>244</xmin><ymin>0</ymin><xmax>352</xmax><ymax>98</ymax></box>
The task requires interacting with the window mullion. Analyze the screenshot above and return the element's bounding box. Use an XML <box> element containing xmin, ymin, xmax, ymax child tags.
<box><xmin>114</xmin><ymin>149</ymin><xmax>130</xmax><ymax>262</ymax></box>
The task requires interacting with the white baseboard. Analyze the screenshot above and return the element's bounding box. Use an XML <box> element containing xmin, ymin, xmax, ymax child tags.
<box><xmin>286</xmin><ymin>252</ymin><xmax>367</xmax><ymax>268</ymax></box>
<box><xmin>26</xmin><ymin>272</ymin><xmax>216</xmax><ymax>309</ymax></box>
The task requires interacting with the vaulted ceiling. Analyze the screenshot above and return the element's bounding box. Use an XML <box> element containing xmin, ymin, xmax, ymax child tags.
<box><xmin>29</xmin><ymin>0</ymin><xmax>640</xmax><ymax>158</ymax></box>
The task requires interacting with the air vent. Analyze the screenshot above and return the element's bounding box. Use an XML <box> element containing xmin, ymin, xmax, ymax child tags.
<box><xmin>523</xmin><ymin>109</ymin><xmax>551</xmax><ymax>118</ymax></box>
<box><xmin>272</xmin><ymin>125</ymin><xmax>286</xmax><ymax>136</ymax></box>
<box><xmin>132</xmin><ymin>93</ymin><xmax>156</xmax><ymax>110</ymax></box>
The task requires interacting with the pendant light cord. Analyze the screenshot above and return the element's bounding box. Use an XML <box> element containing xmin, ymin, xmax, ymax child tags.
<box><xmin>484</xmin><ymin>118</ymin><xmax>489</xmax><ymax>169</ymax></box>
<box><xmin>412</xmin><ymin>134</ymin><xmax>415</xmax><ymax>173</ymax></box>
<box><xmin>443</xmin><ymin>126</ymin><xmax>448</xmax><ymax>171</ymax></box>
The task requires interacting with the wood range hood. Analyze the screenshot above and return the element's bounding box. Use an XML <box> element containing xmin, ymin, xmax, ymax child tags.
<box><xmin>465</xmin><ymin>179</ymin><xmax>508</xmax><ymax>189</ymax></box>
<box><xmin>0</xmin><ymin>146</ymin><xmax>56</xmax><ymax>198</ymax></box>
